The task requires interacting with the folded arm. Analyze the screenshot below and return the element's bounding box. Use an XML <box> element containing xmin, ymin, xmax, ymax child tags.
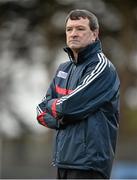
<box><xmin>46</xmin><ymin>56</ymin><xmax>120</xmax><ymax>124</ymax></box>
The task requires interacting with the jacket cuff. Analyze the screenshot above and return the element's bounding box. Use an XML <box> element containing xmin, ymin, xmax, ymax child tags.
<box><xmin>37</xmin><ymin>111</ymin><xmax>48</xmax><ymax>127</ymax></box>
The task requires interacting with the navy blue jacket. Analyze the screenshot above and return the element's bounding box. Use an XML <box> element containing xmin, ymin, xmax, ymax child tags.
<box><xmin>36</xmin><ymin>40</ymin><xmax>120</xmax><ymax>178</ymax></box>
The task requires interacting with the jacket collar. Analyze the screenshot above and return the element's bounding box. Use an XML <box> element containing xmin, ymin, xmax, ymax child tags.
<box><xmin>64</xmin><ymin>39</ymin><xmax>102</xmax><ymax>64</ymax></box>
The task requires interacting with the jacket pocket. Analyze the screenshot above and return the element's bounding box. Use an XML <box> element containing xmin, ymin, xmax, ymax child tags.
<box><xmin>56</xmin><ymin>121</ymin><xmax>86</xmax><ymax>165</ymax></box>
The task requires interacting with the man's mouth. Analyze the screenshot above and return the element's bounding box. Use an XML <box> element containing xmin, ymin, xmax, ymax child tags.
<box><xmin>69</xmin><ymin>40</ymin><xmax>80</xmax><ymax>43</ymax></box>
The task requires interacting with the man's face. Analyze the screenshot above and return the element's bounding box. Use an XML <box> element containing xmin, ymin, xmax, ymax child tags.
<box><xmin>66</xmin><ymin>17</ymin><xmax>98</xmax><ymax>53</ymax></box>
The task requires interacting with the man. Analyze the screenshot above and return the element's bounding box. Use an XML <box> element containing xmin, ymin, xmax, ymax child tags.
<box><xmin>36</xmin><ymin>9</ymin><xmax>120</xmax><ymax>179</ymax></box>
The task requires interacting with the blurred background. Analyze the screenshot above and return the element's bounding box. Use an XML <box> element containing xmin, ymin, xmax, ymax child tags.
<box><xmin>0</xmin><ymin>0</ymin><xmax>137</xmax><ymax>178</ymax></box>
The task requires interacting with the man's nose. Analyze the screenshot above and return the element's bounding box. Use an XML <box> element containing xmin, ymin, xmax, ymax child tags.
<box><xmin>71</xmin><ymin>29</ymin><xmax>78</xmax><ymax>37</ymax></box>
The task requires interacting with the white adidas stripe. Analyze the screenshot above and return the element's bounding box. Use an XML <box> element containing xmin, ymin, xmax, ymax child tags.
<box><xmin>57</xmin><ymin>55</ymin><xmax>104</xmax><ymax>103</ymax></box>
<box><xmin>83</xmin><ymin>53</ymin><xmax>105</xmax><ymax>84</ymax></box>
<box><xmin>56</xmin><ymin>53</ymin><xmax>108</xmax><ymax>105</ymax></box>
<box><xmin>56</xmin><ymin>52</ymin><xmax>108</xmax><ymax>105</ymax></box>
<box><xmin>37</xmin><ymin>105</ymin><xmax>43</xmax><ymax>114</ymax></box>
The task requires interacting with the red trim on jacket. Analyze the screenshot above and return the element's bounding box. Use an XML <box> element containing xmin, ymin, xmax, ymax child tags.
<box><xmin>55</xmin><ymin>85</ymin><xmax>73</xmax><ymax>95</ymax></box>
<box><xmin>37</xmin><ymin>111</ymin><xmax>48</xmax><ymax>127</ymax></box>
<box><xmin>51</xmin><ymin>99</ymin><xmax>58</xmax><ymax>118</ymax></box>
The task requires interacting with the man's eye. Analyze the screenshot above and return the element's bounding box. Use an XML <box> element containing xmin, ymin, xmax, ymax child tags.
<box><xmin>78</xmin><ymin>28</ymin><xmax>85</xmax><ymax>31</ymax></box>
<box><xmin>66</xmin><ymin>28</ymin><xmax>72</xmax><ymax>32</ymax></box>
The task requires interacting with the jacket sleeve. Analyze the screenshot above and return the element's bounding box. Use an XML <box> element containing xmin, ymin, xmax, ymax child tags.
<box><xmin>46</xmin><ymin>56</ymin><xmax>120</xmax><ymax>123</ymax></box>
<box><xmin>36</xmin><ymin>66</ymin><xmax>61</xmax><ymax>129</ymax></box>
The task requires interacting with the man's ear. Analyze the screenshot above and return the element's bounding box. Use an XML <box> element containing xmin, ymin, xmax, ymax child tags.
<box><xmin>93</xmin><ymin>29</ymin><xmax>99</xmax><ymax>40</ymax></box>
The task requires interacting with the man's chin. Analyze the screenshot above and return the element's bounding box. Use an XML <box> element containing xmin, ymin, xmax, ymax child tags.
<box><xmin>69</xmin><ymin>45</ymin><xmax>81</xmax><ymax>50</ymax></box>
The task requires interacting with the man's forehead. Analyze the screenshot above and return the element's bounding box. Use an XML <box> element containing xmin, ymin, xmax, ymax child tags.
<box><xmin>66</xmin><ymin>17</ymin><xmax>89</xmax><ymax>27</ymax></box>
